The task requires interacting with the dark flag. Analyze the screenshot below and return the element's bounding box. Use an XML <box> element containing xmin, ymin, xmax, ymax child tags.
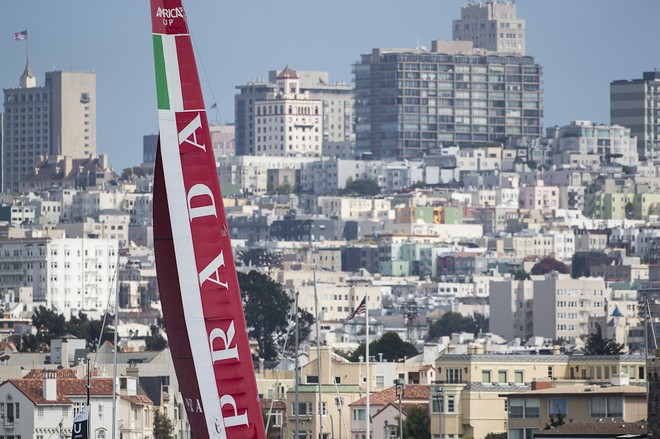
<box><xmin>347</xmin><ymin>296</ymin><xmax>366</xmax><ymax>320</ymax></box>
<box><xmin>13</xmin><ymin>30</ymin><xmax>28</xmax><ymax>41</ymax></box>
<box><xmin>72</xmin><ymin>405</ymin><xmax>90</xmax><ymax>439</ymax></box>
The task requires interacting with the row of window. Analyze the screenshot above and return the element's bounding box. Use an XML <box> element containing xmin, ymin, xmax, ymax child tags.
<box><xmin>509</xmin><ymin>397</ymin><xmax>623</xmax><ymax>418</ymax></box>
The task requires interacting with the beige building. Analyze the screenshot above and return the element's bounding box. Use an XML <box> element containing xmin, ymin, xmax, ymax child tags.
<box><xmin>452</xmin><ymin>0</ymin><xmax>526</xmax><ymax>55</ymax></box>
<box><xmin>433</xmin><ymin>353</ymin><xmax>646</xmax><ymax>439</ymax></box>
<box><xmin>502</xmin><ymin>381</ymin><xmax>646</xmax><ymax>439</ymax></box>
<box><xmin>254</xmin><ymin>67</ymin><xmax>322</xmax><ymax>157</ymax></box>
<box><xmin>2</xmin><ymin>66</ymin><xmax>96</xmax><ymax>192</ymax></box>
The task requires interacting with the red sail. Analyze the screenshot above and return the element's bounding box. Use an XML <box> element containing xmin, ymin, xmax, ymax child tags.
<box><xmin>150</xmin><ymin>1</ymin><xmax>266</xmax><ymax>438</ymax></box>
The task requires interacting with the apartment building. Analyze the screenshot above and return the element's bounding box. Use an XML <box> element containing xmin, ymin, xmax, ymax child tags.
<box><xmin>433</xmin><ymin>353</ymin><xmax>646</xmax><ymax>439</ymax></box>
<box><xmin>611</xmin><ymin>71</ymin><xmax>660</xmax><ymax>160</ymax></box>
<box><xmin>354</xmin><ymin>40</ymin><xmax>542</xmax><ymax>159</ymax></box>
<box><xmin>2</xmin><ymin>66</ymin><xmax>96</xmax><ymax>192</ymax></box>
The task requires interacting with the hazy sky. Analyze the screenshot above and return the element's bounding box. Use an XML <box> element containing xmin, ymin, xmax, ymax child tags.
<box><xmin>1</xmin><ymin>1</ymin><xmax>659</xmax><ymax>170</ymax></box>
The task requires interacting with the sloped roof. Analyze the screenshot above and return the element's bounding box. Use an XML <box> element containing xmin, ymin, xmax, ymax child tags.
<box><xmin>120</xmin><ymin>394</ymin><xmax>153</xmax><ymax>405</ymax></box>
<box><xmin>277</xmin><ymin>65</ymin><xmax>299</xmax><ymax>79</ymax></box>
<box><xmin>6</xmin><ymin>378</ymin><xmax>113</xmax><ymax>405</ymax></box>
<box><xmin>24</xmin><ymin>368</ymin><xmax>79</xmax><ymax>379</ymax></box>
<box><xmin>350</xmin><ymin>384</ymin><xmax>429</xmax><ymax>407</ymax></box>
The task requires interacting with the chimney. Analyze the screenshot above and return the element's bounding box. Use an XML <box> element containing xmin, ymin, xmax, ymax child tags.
<box><xmin>43</xmin><ymin>370</ymin><xmax>57</xmax><ymax>401</ymax></box>
<box><xmin>63</xmin><ymin>157</ymin><xmax>73</xmax><ymax>176</ymax></box>
<box><xmin>531</xmin><ymin>379</ymin><xmax>553</xmax><ymax>391</ymax></box>
<box><xmin>60</xmin><ymin>338</ymin><xmax>69</xmax><ymax>367</ymax></box>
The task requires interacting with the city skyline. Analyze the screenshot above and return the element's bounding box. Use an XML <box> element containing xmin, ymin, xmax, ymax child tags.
<box><xmin>1</xmin><ymin>0</ymin><xmax>659</xmax><ymax>170</ymax></box>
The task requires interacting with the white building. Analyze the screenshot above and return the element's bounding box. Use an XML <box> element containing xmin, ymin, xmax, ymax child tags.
<box><xmin>452</xmin><ymin>0</ymin><xmax>526</xmax><ymax>55</ymax></box>
<box><xmin>254</xmin><ymin>67</ymin><xmax>322</xmax><ymax>157</ymax></box>
<box><xmin>548</xmin><ymin>120</ymin><xmax>639</xmax><ymax>167</ymax></box>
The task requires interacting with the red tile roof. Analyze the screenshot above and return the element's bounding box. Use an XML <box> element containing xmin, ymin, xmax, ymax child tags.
<box><xmin>120</xmin><ymin>394</ymin><xmax>153</xmax><ymax>405</ymax></box>
<box><xmin>350</xmin><ymin>384</ymin><xmax>430</xmax><ymax>406</ymax></box>
<box><xmin>5</xmin><ymin>377</ymin><xmax>114</xmax><ymax>405</ymax></box>
<box><xmin>24</xmin><ymin>368</ymin><xmax>79</xmax><ymax>379</ymax></box>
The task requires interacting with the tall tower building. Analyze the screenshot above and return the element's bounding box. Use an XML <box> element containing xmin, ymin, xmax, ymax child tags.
<box><xmin>2</xmin><ymin>63</ymin><xmax>96</xmax><ymax>192</ymax></box>
<box><xmin>611</xmin><ymin>71</ymin><xmax>660</xmax><ymax>161</ymax></box>
<box><xmin>235</xmin><ymin>68</ymin><xmax>353</xmax><ymax>156</ymax></box>
<box><xmin>353</xmin><ymin>40</ymin><xmax>543</xmax><ymax>159</ymax></box>
<box><xmin>453</xmin><ymin>0</ymin><xmax>526</xmax><ymax>56</ymax></box>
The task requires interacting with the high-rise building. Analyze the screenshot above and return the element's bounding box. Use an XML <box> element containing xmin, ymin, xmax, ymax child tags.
<box><xmin>611</xmin><ymin>71</ymin><xmax>660</xmax><ymax>161</ymax></box>
<box><xmin>142</xmin><ymin>134</ymin><xmax>158</xmax><ymax>165</ymax></box>
<box><xmin>353</xmin><ymin>40</ymin><xmax>543</xmax><ymax>159</ymax></box>
<box><xmin>2</xmin><ymin>62</ymin><xmax>96</xmax><ymax>192</ymax></box>
<box><xmin>453</xmin><ymin>0</ymin><xmax>526</xmax><ymax>55</ymax></box>
<box><xmin>235</xmin><ymin>67</ymin><xmax>354</xmax><ymax>156</ymax></box>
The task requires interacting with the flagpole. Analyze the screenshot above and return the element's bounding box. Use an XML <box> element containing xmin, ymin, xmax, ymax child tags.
<box><xmin>365</xmin><ymin>292</ymin><xmax>370</xmax><ymax>439</ymax></box>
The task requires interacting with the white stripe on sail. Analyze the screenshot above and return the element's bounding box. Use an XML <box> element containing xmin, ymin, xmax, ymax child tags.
<box><xmin>158</xmin><ymin>109</ymin><xmax>226</xmax><ymax>438</ymax></box>
<box><xmin>161</xmin><ymin>35</ymin><xmax>184</xmax><ymax>111</ymax></box>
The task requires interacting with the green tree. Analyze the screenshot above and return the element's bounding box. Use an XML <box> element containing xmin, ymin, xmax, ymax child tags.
<box><xmin>426</xmin><ymin>312</ymin><xmax>488</xmax><ymax>342</ymax></box>
<box><xmin>402</xmin><ymin>405</ymin><xmax>430</xmax><ymax>439</ymax></box>
<box><xmin>153</xmin><ymin>409</ymin><xmax>174</xmax><ymax>439</ymax></box>
<box><xmin>238</xmin><ymin>271</ymin><xmax>314</xmax><ymax>361</ymax></box>
<box><xmin>145</xmin><ymin>324</ymin><xmax>168</xmax><ymax>351</ymax></box>
<box><xmin>584</xmin><ymin>322</ymin><xmax>625</xmax><ymax>355</ymax></box>
<box><xmin>340</xmin><ymin>178</ymin><xmax>381</xmax><ymax>196</ymax></box>
<box><xmin>544</xmin><ymin>413</ymin><xmax>566</xmax><ymax>429</ymax></box>
<box><xmin>348</xmin><ymin>332</ymin><xmax>419</xmax><ymax>362</ymax></box>
<box><xmin>513</xmin><ymin>269</ymin><xmax>531</xmax><ymax>280</ymax></box>
<box><xmin>237</xmin><ymin>248</ymin><xmax>283</xmax><ymax>272</ymax></box>
<box><xmin>530</xmin><ymin>257</ymin><xmax>570</xmax><ymax>276</ymax></box>
<box><xmin>485</xmin><ymin>433</ymin><xmax>507</xmax><ymax>439</ymax></box>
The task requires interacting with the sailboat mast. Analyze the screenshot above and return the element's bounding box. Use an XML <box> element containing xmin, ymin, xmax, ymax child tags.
<box><xmin>313</xmin><ymin>269</ymin><xmax>323</xmax><ymax>439</ymax></box>
<box><xmin>295</xmin><ymin>290</ymin><xmax>300</xmax><ymax>439</ymax></box>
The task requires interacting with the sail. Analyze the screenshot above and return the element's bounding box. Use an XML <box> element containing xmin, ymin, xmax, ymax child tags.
<box><xmin>150</xmin><ymin>1</ymin><xmax>266</xmax><ymax>438</ymax></box>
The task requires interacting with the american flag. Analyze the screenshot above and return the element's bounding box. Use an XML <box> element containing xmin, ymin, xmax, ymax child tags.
<box><xmin>14</xmin><ymin>30</ymin><xmax>28</xmax><ymax>41</ymax></box>
<box><xmin>347</xmin><ymin>297</ymin><xmax>366</xmax><ymax>320</ymax></box>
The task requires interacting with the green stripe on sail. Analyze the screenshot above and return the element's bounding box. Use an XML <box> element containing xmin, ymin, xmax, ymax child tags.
<box><xmin>153</xmin><ymin>34</ymin><xmax>170</xmax><ymax>110</ymax></box>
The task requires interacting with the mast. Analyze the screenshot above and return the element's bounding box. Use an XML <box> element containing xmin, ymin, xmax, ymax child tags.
<box><xmin>150</xmin><ymin>1</ymin><xmax>266</xmax><ymax>438</ymax></box>
<box><xmin>313</xmin><ymin>269</ymin><xmax>323</xmax><ymax>439</ymax></box>
<box><xmin>295</xmin><ymin>291</ymin><xmax>300</xmax><ymax>439</ymax></box>
<box><xmin>365</xmin><ymin>294</ymin><xmax>370</xmax><ymax>439</ymax></box>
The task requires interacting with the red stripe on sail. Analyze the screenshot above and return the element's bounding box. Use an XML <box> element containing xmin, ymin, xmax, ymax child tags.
<box><xmin>175</xmin><ymin>36</ymin><xmax>205</xmax><ymax>111</ymax></box>
<box><xmin>153</xmin><ymin>144</ymin><xmax>209</xmax><ymax>439</ymax></box>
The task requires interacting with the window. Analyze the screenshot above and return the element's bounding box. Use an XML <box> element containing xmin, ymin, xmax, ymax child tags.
<box><xmin>447</xmin><ymin>395</ymin><xmax>455</xmax><ymax>413</ymax></box>
<box><xmin>445</xmin><ymin>368</ymin><xmax>462</xmax><ymax>383</ymax></box>
<box><xmin>306</xmin><ymin>376</ymin><xmax>319</xmax><ymax>384</ymax></box>
<box><xmin>509</xmin><ymin>428</ymin><xmax>539</xmax><ymax>439</ymax></box>
<box><xmin>498</xmin><ymin>371</ymin><xmax>508</xmax><ymax>383</ymax></box>
<box><xmin>321</xmin><ymin>402</ymin><xmax>327</xmax><ymax>416</ymax></box>
<box><xmin>352</xmin><ymin>408</ymin><xmax>366</xmax><ymax>421</ymax></box>
<box><xmin>376</xmin><ymin>376</ymin><xmax>385</xmax><ymax>388</ymax></box>
<box><xmin>509</xmin><ymin>398</ymin><xmax>540</xmax><ymax>418</ymax></box>
<box><xmin>482</xmin><ymin>370</ymin><xmax>492</xmax><ymax>383</ymax></box>
<box><xmin>514</xmin><ymin>371</ymin><xmax>524</xmax><ymax>384</ymax></box>
<box><xmin>548</xmin><ymin>366</ymin><xmax>554</xmax><ymax>378</ymax></box>
<box><xmin>549</xmin><ymin>398</ymin><xmax>567</xmax><ymax>416</ymax></box>
<box><xmin>590</xmin><ymin>397</ymin><xmax>623</xmax><ymax>418</ymax></box>
<box><xmin>1</xmin><ymin>401</ymin><xmax>20</xmax><ymax>424</ymax></box>
<box><xmin>292</xmin><ymin>402</ymin><xmax>312</xmax><ymax>416</ymax></box>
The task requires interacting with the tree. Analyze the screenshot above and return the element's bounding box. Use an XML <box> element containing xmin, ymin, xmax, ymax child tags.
<box><xmin>348</xmin><ymin>332</ymin><xmax>419</xmax><ymax>362</ymax></box>
<box><xmin>584</xmin><ymin>323</ymin><xmax>624</xmax><ymax>355</ymax></box>
<box><xmin>238</xmin><ymin>271</ymin><xmax>314</xmax><ymax>361</ymax></box>
<box><xmin>402</xmin><ymin>406</ymin><xmax>430</xmax><ymax>439</ymax></box>
<box><xmin>340</xmin><ymin>178</ymin><xmax>381</xmax><ymax>196</ymax></box>
<box><xmin>513</xmin><ymin>269</ymin><xmax>531</xmax><ymax>280</ymax></box>
<box><xmin>153</xmin><ymin>409</ymin><xmax>174</xmax><ymax>439</ymax></box>
<box><xmin>237</xmin><ymin>248</ymin><xmax>283</xmax><ymax>272</ymax></box>
<box><xmin>530</xmin><ymin>257</ymin><xmax>570</xmax><ymax>276</ymax></box>
<box><xmin>544</xmin><ymin>413</ymin><xmax>566</xmax><ymax>429</ymax></box>
<box><xmin>485</xmin><ymin>433</ymin><xmax>507</xmax><ymax>439</ymax></box>
<box><xmin>426</xmin><ymin>312</ymin><xmax>488</xmax><ymax>342</ymax></box>
<box><xmin>145</xmin><ymin>324</ymin><xmax>168</xmax><ymax>351</ymax></box>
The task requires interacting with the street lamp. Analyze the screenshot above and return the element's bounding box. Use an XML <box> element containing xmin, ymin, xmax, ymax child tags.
<box><xmin>434</xmin><ymin>387</ymin><xmax>444</xmax><ymax>439</ymax></box>
<box><xmin>394</xmin><ymin>379</ymin><xmax>404</xmax><ymax>439</ymax></box>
